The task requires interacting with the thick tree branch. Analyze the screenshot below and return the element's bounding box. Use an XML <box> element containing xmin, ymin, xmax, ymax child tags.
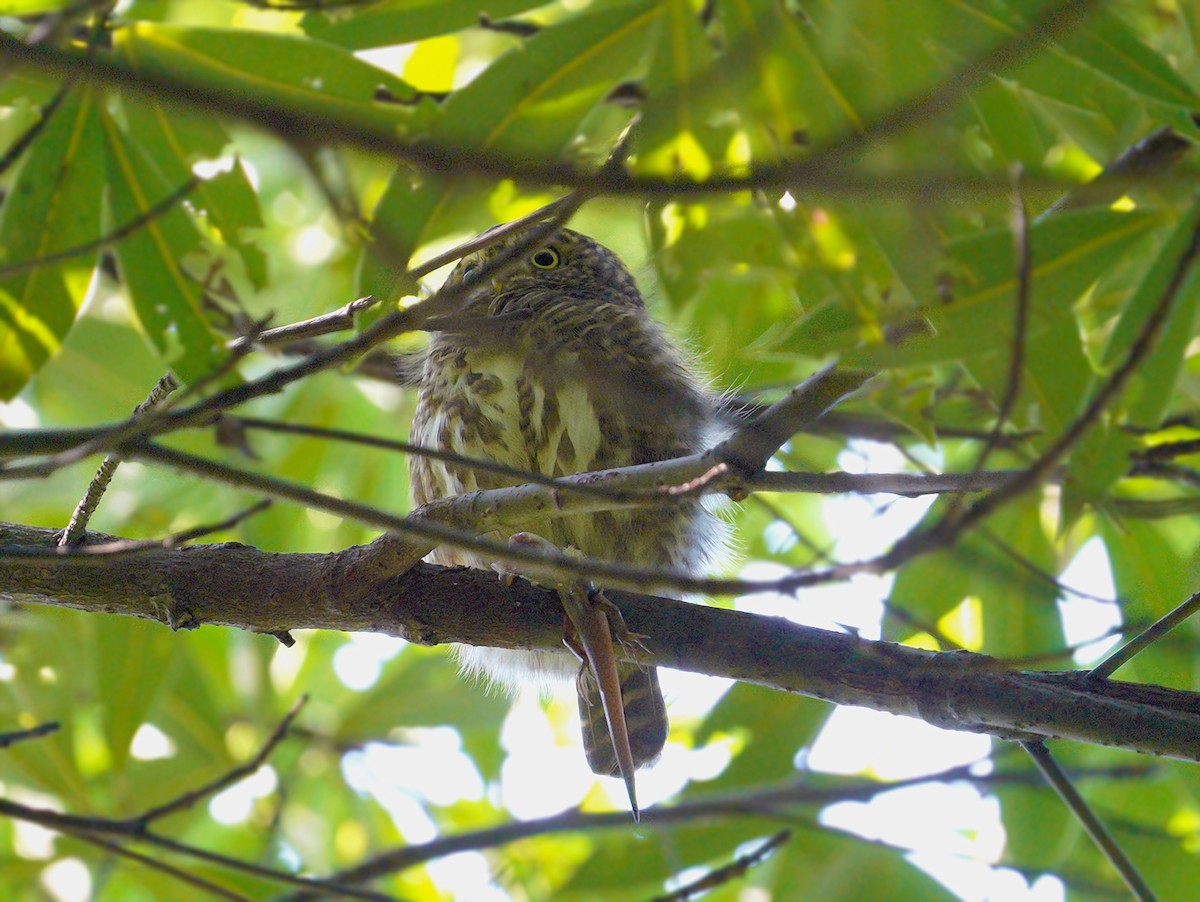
<box><xmin>4</xmin><ymin>521</ymin><xmax>1200</xmax><ymax>765</ymax></box>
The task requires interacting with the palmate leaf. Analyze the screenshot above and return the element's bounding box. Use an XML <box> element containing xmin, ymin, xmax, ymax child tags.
<box><xmin>851</xmin><ymin>210</ymin><xmax>1160</xmax><ymax>367</ymax></box>
<box><xmin>0</xmin><ymin>88</ymin><xmax>103</xmax><ymax>399</ymax></box>
<box><xmin>429</xmin><ymin>0</ymin><xmax>656</xmax><ymax>159</ymax></box>
<box><xmin>1041</xmin><ymin>6</ymin><xmax>1198</xmax><ymax>111</ymax></box>
<box><xmin>716</xmin><ymin>0</ymin><xmax>861</xmax><ymax>155</ymax></box>
<box><xmin>1059</xmin><ymin>205</ymin><xmax>1200</xmax><ymax>516</ymax></box>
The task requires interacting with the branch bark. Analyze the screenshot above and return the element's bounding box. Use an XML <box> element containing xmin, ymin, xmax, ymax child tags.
<box><xmin>4</xmin><ymin>520</ymin><xmax>1200</xmax><ymax>764</ymax></box>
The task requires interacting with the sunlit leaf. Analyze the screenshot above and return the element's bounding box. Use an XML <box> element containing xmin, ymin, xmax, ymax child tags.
<box><xmin>100</xmin><ymin>107</ymin><xmax>222</xmax><ymax>382</ymax></box>
<box><xmin>115</xmin><ymin>24</ymin><xmax>428</xmax><ymax>133</ymax></box>
<box><xmin>0</xmin><ymin>88</ymin><xmax>103</xmax><ymax>399</ymax></box>
<box><xmin>301</xmin><ymin>0</ymin><xmax>549</xmax><ymax>49</ymax></box>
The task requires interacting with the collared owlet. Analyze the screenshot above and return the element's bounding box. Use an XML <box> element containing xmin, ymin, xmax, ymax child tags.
<box><xmin>410</xmin><ymin>227</ymin><xmax>725</xmax><ymax>779</ymax></box>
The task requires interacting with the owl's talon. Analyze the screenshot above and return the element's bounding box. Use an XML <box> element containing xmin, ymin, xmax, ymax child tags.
<box><xmin>591</xmin><ymin>589</ymin><xmax>651</xmax><ymax>656</ymax></box>
<box><xmin>492</xmin><ymin>563</ymin><xmax>518</xmax><ymax>588</ymax></box>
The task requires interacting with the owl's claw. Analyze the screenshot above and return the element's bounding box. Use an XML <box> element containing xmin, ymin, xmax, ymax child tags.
<box><xmin>591</xmin><ymin>589</ymin><xmax>652</xmax><ymax>659</ymax></box>
<box><xmin>503</xmin><ymin>532</ymin><xmax>640</xmax><ymax>821</ymax></box>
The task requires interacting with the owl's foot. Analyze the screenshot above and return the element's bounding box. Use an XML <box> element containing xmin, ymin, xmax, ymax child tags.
<box><xmin>589</xmin><ymin>589</ymin><xmax>652</xmax><ymax>660</ymax></box>
<box><xmin>498</xmin><ymin>532</ymin><xmax>641</xmax><ymax>822</ymax></box>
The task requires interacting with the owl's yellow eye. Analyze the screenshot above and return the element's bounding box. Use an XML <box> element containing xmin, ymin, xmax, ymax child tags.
<box><xmin>531</xmin><ymin>247</ymin><xmax>561</xmax><ymax>269</ymax></box>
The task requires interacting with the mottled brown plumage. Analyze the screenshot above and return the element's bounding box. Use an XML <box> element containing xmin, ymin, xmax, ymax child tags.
<box><xmin>410</xmin><ymin>227</ymin><xmax>724</xmax><ymax>779</ymax></box>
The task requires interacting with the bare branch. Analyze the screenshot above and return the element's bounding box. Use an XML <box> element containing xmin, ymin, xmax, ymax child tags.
<box><xmin>6</xmin><ymin>521</ymin><xmax>1200</xmax><ymax>766</ymax></box>
<box><xmin>1090</xmin><ymin>589</ymin><xmax>1200</xmax><ymax>681</ymax></box>
<box><xmin>0</xmin><ymin>721</ymin><xmax>60</xmax><ymax>748</ymax></box>
<box><xmin>127</xmin><ymin>695</ymin><xmax>308</xmax><ymax>830</ymax></box>
<box><xmin>649</xmin><ymin>830</ymin><xmax>791</xmax><ymax>902</ymax></box>
<box><xmin>1022</xmin><ymin>740</ymin><xmax>1156</xmax><ymax>901</ymax></box>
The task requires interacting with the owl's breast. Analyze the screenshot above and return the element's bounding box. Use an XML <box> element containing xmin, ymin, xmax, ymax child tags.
<box><xmin>415</xmin><ymin>347</ymin><xmax>619</xmax><ymax>486</ymax></box>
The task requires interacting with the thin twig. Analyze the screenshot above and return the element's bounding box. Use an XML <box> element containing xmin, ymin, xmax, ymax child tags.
<box><xmin>0</xmin><ymin>175</ymin><xmax>201</xmax><ymax>277</ymax></box>
<box><xmin>127</xmin><ymin>695</ymin><xmax>308</xmax><ymax>829</ymax></box>
<box><xmin>227</xmin><ymin>295</ymin><xmax>380</xmax><ymax>351</ymax></box>
<box><xmin>60</xmin><ymin>830</ymin><xmax>252</xmax><ymax>902</ymax></box>
<box><xmin>59</xmin><ymin>373</ymin><xmax>181</xmax><ymax>547</ymax></box>
<box><xmin>0</xmin><ymin>721</ymin><xmax>60</xmax><ymax>748</ymax></box>
<box><xmin>5</xmin><ymin>500</ymin><xmax>271</xmax><ymax>563</ymax></box>
<box><xmin>1089</xmin><ymin>589</ymin><xmax>1200</xmax><ymax>681</ymax></box>
<box><xmin>1021</xmin><ymin>740</ymin><xmax>1156</xmax><ymax>901</ymax></box>
<box><xmin>649</xmin><ymin>830</ymin><xmax>791</xmax><ymax>902</ymax></box>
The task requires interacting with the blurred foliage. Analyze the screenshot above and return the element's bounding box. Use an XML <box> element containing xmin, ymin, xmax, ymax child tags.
<box><xmin>2</xmin><ymin>0</ymin><xmax>1200</xmax><ymax>899</ymax></box>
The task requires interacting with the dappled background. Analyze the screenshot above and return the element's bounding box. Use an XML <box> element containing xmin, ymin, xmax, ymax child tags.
<box><xmin>2</xmin><ymin>0</ymin><xmax>1200</xmax><ymax>899</ymax></box>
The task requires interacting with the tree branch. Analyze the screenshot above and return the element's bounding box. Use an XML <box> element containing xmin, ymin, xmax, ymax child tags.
<box><xmin>4</xmin><ymin>521</ymin><xmax>1200</xmax><ymax>764</ymax></box>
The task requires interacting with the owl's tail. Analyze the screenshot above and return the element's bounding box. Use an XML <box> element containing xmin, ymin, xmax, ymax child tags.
<box><xmin>578</xmin><ymin>664</ymin><xmax>668</xmax><ymax>777</ymax></box>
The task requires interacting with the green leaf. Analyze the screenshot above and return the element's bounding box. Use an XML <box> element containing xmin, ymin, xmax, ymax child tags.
<box><xmin>357</xmin><ymin>169</ymin><xmax>448</xmax><ymax>301</ymax></box>
<box><xmin>0</xmin><ymin>0</ymin><xmax>70</xmax><ymax>11</ymax></box>
<box><xmin>100</xmin><ymin>107</ymin><xmax>222</xmax><ymax>382</ymax></box>
<box><xmin>635</xmin><ymin>0</ymin><xmax>731</xmax><ymax>177</ymax></box>
<box><xmin>0</xmin><ymin>88</ymin><xmax>104</xmax><ymax>399</ymax></box>
<box><xmin>717</xmin><ymin>0</ymin><xmax>863</xmax><ymax>153</ymax></box>
<box><xmin>432</xmin><ymin>0</ymin><xmax>656</xmax><ymax>158</ymax></box>
<box><xmin>844</xmin><ymin>209</ymin><xmax>1161</xmax><ymax>369</ymax></box>
<box><xmin>886</xmin><ymin>494</ymin><xmax>1061</xmax><ymax>656</ymax></box>
<box><xmin>93</xmin><ymin>616</ymin><xmax>179</xmax><ymax>774</ymax></box>
<box><xmin>563</xmin><ymin>814</ymin><xmax>783</xmax><ymax>896</ymax></box>
<box><xmin>686</xmin><ymin>683</ymin><xmax>827</xmax><ymax>794</ymax></box>
<box><xmin>1102</xmin><ymin>515</ymin><xmax>1200</xmax><ymax>691</ymax></box>
<box><xmin>1054</xmin><ymin>7</ymin><xmax>1198</xmax><ymax>110</ymax></box>
<box><xmin>966</xmin><ymin>77</ymin><xmax>1057</xmax><ymax>168</ymax></box>
<box><xmin>301</xmin><ymin>0</ymin><xmax>549</xmax><ymax>48</ymax></box>
<box><xmin>335</xmin><ymin>646</ymin><xmax>509</xmax><ymax>781</ymax></box>
<box><xmin>122</xmin><ymin>99</ymin><xmax>268</xmax><ymax>289</ymax></box>
<box><xmin>361</xmin><ymin>0</ymin><xmax>657</xmax><ymax>295</ymax></box>
<box><xmin>1102</xmin><ymin>203</ymin><xmax>1200</xmax><ymax>428</ymax></box>
<box><xmin>1061</xmin><ymin>424</ymin><xmax>1137</xmax><ymax>524</ymax></box>
<box><xmin>771</xmin><ymin>826</ymin><xmax>957</xmax><ymax>901</ymax></box>
<box><xmin>115</xmin><ymin>24</ymin><xmax>426</xmax><ymax>134</ymax></box>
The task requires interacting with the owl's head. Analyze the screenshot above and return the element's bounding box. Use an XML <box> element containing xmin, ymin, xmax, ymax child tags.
<box><xmin>445</xmin><ymin>228</ymin><xmax>646</xmax><ymax>317</ymax></box>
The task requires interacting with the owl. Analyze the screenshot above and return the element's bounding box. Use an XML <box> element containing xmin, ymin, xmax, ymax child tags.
<box><xmin>410</xmin><ymin>227</ymin><xmax>725</xmax><ymax>790</ymax></box>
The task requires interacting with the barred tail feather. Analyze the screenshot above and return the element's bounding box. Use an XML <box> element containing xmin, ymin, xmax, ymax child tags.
<box><xmin>579</xmin><ymin>664</ymin><xmax>667</xmax><ymax>777</ymax></box>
